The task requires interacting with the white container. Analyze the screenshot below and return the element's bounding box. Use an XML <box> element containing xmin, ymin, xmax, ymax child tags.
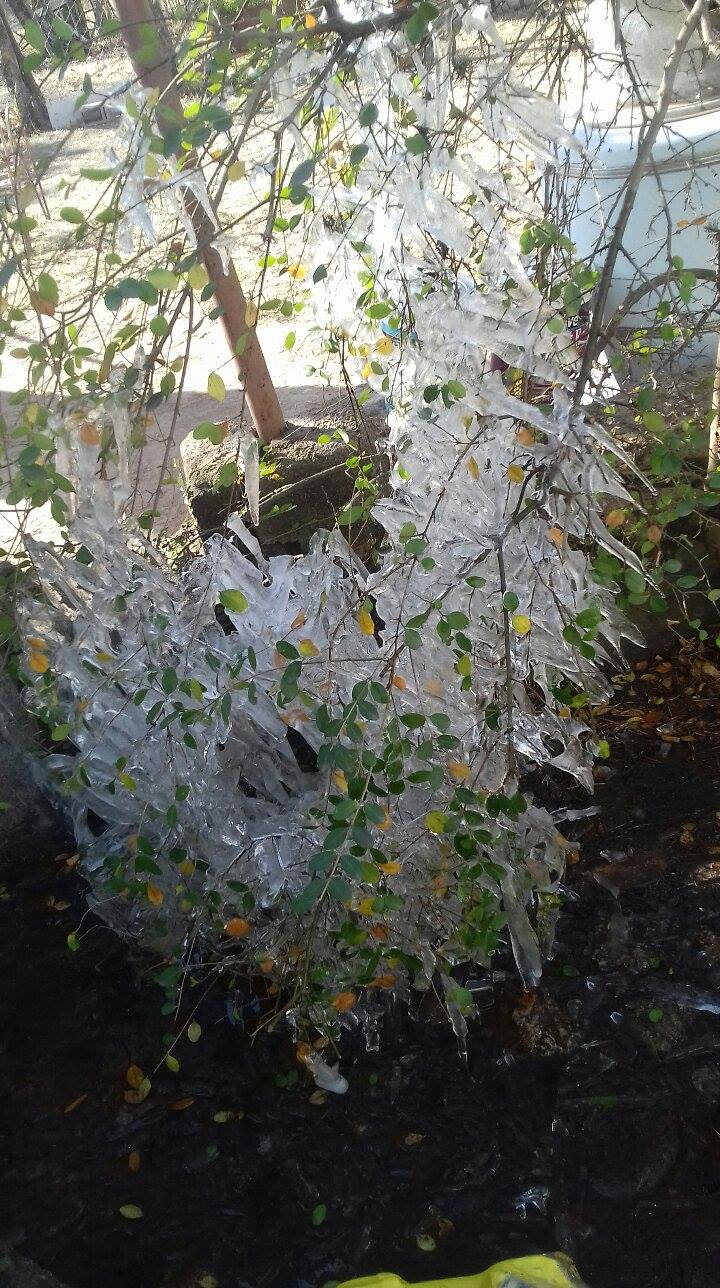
<box><xmin>563</xmin><ymin>97</ymin><xmax>720</xmax><ymax>351</ymax></box>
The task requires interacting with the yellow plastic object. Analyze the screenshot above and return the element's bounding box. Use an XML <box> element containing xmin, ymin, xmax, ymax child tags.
<box><xmin>338</xmin><ymin>1253</ymin><xmax>584</xmax><ymax>1288</ymax></box>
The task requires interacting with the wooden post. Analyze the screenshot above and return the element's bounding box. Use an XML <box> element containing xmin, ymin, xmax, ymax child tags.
<box><xmin>114</xmin><ymin>0</ymin><xmax>285</xmax><ymax>443</ymax></box>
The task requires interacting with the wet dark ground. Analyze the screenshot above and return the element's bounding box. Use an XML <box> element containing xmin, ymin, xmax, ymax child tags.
<box><xmin>2</xmin><ymin>683</ymin><xmax>720</xmax><ymax>1287</ymax></box>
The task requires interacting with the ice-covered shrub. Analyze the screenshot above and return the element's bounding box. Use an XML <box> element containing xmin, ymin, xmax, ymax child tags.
<box><xmin>15</xmin><ymin>2</ymin><xmax>642</xmax><ymax>1050</ymax></box>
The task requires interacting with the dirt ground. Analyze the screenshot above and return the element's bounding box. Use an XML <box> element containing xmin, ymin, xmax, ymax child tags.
<box><xmin>2</xmin><ymin>642</ymin><xmax>720</xmax><ymax>1288</ymax></box>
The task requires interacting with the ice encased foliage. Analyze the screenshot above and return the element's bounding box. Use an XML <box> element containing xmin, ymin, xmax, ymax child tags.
<box><xmin>20</xmin><ymin>2</ymin><xmax>642</xmax><ymax>1031</ymax></box>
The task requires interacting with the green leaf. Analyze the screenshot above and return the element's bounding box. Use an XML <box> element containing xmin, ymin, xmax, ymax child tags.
<box><xmin>24</xmin><ymin>19</ymin><xmax>45</xmax><ymax>52</ymax></box>
<box><xmin>67</xmin><ymin>932</ymin><xmax>79</xmax><ymax>952</ymax></box>
<box><xmin>219</xmin><ymin>589</ymin><xmax>248</xmax><ymax>614</ymax></box>
<box><xmin>425</xmin><ymin>810</ymin><xmax>446</xmax><ymax>835</ymax></box>
<box><xmin>359</xmin><ymin>104</ymin><xmax>379</xmax><ymax>126</ymax></box>
<box><xmin>37</xmin><ymin>273</ymin><xmax>59</xmax><ymax>308</ymax></box>
<box><xmin>161</xmin><ymin>666</ymin><xmax>178</xmax><ymax>694</ymax></box>
<box><xmin>312</xmin><ymin>1204</ymin><xmax>327</xmax><ymax>1226</ymax></box>
<box><xmin>502</xmin><ymin>592</ymin><xmax>519</xmax><ymax>612</ymax></box>
<box><xmin>648</xmin><ymin>1008</ymin><xmax>663</xmax><ymax>1024</ymax></box>
<box><xmin>405</xmin><ymin>132</ymin><xmax>431</xmax><ymax>156</ymax></box>
<box><xmin>147</xmin><ymin>268</ymin><xmax>179</xmax><ymax>290</ymax></box>
<box><xmin>165</xmin><ymin>1053</ymin><xmax>180</xmax><ymax>1072</ymax></box>
<box><xmin>60</xmin><ymin>207</ymin><xmax>85</xmax><ymax>225</ymax></box>
<box><xmin>51</xmin><ymin>723</ymin><xmax>71</xmax><ymax>742</ymax></box>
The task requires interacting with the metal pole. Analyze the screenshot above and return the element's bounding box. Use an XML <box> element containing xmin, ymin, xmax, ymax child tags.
<box><xmin>114</xmin><ymin>0</ymin><xmax>285</xmax><ymax>443</ymax></box>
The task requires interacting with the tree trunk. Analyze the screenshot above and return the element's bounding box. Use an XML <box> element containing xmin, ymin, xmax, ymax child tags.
<box><xmin>0</xmin><ymin>2</ymin><xmax>50</xmax><ymax>132</ymax></box>
<box><xmin>114</xmin><ymin>0</ymin><xmax>285</xmax><ymax>444</ymax></box>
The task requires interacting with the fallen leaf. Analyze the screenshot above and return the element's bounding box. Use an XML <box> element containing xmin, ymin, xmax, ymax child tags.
<box><xmin>404</xmin><ymin>1131</ymin><xmax>424</xmax><ymax>1146</ymax></box>
<box><xmin>126</xmin><ymin>1065</ymin><xmax>145</xmax><ymax>1089</ymax></box>
<box><xmin>128</xmin><ymin>1151</ymin><xmax>141</xmax><ymax>1172</ymax></box>
<box><xmin>391</xmin><ymin>674</ymin><xmax>407</xmax><ymax>690</ymax></box>
<box><xmin>119</xmin><ymin>1205</ymin><xmax>143</xmax><ymax>1220</ymax></box>
<box><xmin>124</xmin><ymin>1076</ymin><xmax>151</xmax><ymax>1105</ymax></box>
<box><xmin>64</xmin><ymin>1093</ymin><xmax>87</xmax><ymax>1114</ymax></box>
<box><xmin>171</xmin><ymin>1097</ymin><xmax>195</xmax><ymax>1111</ymax></box>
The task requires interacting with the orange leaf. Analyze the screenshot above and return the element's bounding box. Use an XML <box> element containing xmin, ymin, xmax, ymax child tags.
<box><xmin>391</xmin><ymin>674</ymin><xmax>407</xmax><ymax>690</ymax></box>
<box><xmin>447</xmin><ymin>759</ymin><xmax>470</xmax><ymax>781</ymax></box>
<box><xmin>171</xmin><ymin>1097</ymin><xmax>195</xmax><ymax>1111</ymax></box>
<box><xmin>224</xmin><ymin>917</ymin><xmax>251</xmax><ymax>937</ymax></box>
<box><xmin>128</xmin><ymin>1150</ymin><xmax>141</xmax><ymax>1172</ymax></box>
<box><xmin>79</xmin><ymin>421</ymin><xmax>100</xmax><ymax>447</ymax></box>
<box><xmin>548</xmin><ymin>525</ymin><xmax>564</xmax><ymax>547</ymax></box>
<box><xmin>379</xmin><ymin>859</ymin><xmax>400</xmax><ymax>875</ymax></box>
<box><xmin>28</xmin><ymin>650</ymin><xmax>49</xmax><ymax>674</ymax></box>
<box><xmin>606</xmin><ymin>508</ymin><xmax>626</xmax><ymax>529</ymax></box>
<box><xmin>330</xmin><ymin>991</ymin><xmax>356</xmax><ymax>1013</ymax></box>
<box><xmin>305</xmin><ymin>11</ymin><xmax>318</xmax><ymax>27</ymax></box>
<box><xmin>367</xmin><ymin>973</ymin><xmax>396</xmax><ymax>989</ymax></box>
<box><xmin>146</xmin><ymin>882</ymin><xmax>164</xmax><ymax>907</ymax></box>
<box><xmin>126</xmin><ymin>1064</ymin><xmax>145</xmax><ymax>1089</ymax></box>
<box><xmin>515</xmin><ymin>426</ymin><xmax>535</xmax><ymax>446</ymax></box>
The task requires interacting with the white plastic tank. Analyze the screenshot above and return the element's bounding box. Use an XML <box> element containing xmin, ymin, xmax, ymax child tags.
<box><xmin>561</xmin><ymin>0</ymin><xmax>720</xmax><ymax>350</ymax></box>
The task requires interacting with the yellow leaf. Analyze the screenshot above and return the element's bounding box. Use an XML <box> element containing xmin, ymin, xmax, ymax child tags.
<box><xmin>356</xmin><ymin>896</ymin><xmax>374</xmax><ymax>916</ymax></box>
<box><xmin>207</xmin><ymin>372</ymin><xmax>226</xmax><ymax>402</ymax></box>
<box><xmin>224</xmin><ymin>917</ymin><xmax>251</xmax><ymax>937</ymax></box>
<box><xmin>361</xmin><ymin>362</ymin><xmax>373</xmax><ymax>380</ymax></box>
<box><xmin>376</xmin><ymin>811</ymin><xmax>391</xmax><ymax>833</ymax></box>
<box><xmin>146</xmin><ymin>882</ymin><xmax>163</xmax><ymax>907</ymax></box>
<box><xmin>227</xmin><ymin>161</ymin><xmax>245</xmax><ymax>181</ymax></box>
<box><xmin>511</xmin><ymin>613</ymin><xmax>532</xmax><ymax>636</ymax></box>
<box><xmin>95</xmin><ymin>650</ymin><xmax>114</xmax><ymax>662</ymax></box>
<box><xmin>467</xmin><ymin>456</ymin><xmax>479</xmax><ymax>480</ymax></box>
<box><xmin>26</xmin><ymin>636</ymin><xmax>47</xmax><ymax>651</ymax></box>
<box><xmin>245</xmin><ymin>300</ymin><xmax>258</xmax><ymax>327</ymax></box>
<box><xmin>425</xmin><ymin>810</ymin><xmax>446</xmax><ymax>835</ymax></box>
<box><xmin>357</xmin><ymin>609</ymin><xmax>374</xmax><ymax>636</ymax></box>
<box><xmin>28</xmin><ymin>650</ymin><xmax>49</xmax><ymax>674</ymax></box>
<box><xmin>126</xmin><ymin>1064</ymin><xmax>145</xmax><ymax>1089</ymax></box>
<box><xmin>606</xmin><ymin>508</ymin><xmax>626</xmax><ymax>529</ymax></box>
<box><xmin>119</xmin><ymin>1205</ymin><xmax>143</xmax><ymax>1220</ymax></box>
<box><xmin>298</xmin><ymin>638</ymin><xmax>319</xmax><ymax>657</ymax></box>
<box><xmin>447</xmin><ymin>759</ymin><xmax>470</xmax><ymax>781</ymax></box>
<box><xmin>128</xmin><ymin>1151</ymin><xmax>141</xmax><ymax>1172</ymax></box>
<box><xmin>187</xmin><ymin>1021</ymin><xmax>202</xmax><ymax>1043</ymax></box>
<box><xmin>331</xmin><ymin>990</ymin><xmax>356</xmax><ymax>1013</ymax></box>
<box><xmin>375</xmin><ymin>336</ymin><xmax>394</xmax><ymax>356</ymax></box>
<box><xmin>331</xmin><ymin>769</ymin><xmax>348</xmax><ymax>793</ymax></box>
<box><xmin>187</xmin><ymin>264</ymin><xmax>209</xmax><ymax>291</ymax></box>
<box><xmin>379</xmin><ymin>860</ymin><xmax>400</xmax><ymax>875</ymax></box>
<box><xmin>179</xmin><ymin>859</ymin><xmax>195</xmax><ymax>877</ymax></box>
<box><xmin>507</xmin><ymin>464</ymin><xmax>524</xmax><ymax>484</ymax></box>
<box><xmin>287</xmin><ymin>263</ymin><xmax>306</xmax><ymax>281</ymax></box>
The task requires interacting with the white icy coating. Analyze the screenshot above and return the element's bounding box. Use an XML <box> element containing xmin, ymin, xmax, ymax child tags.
<box><xmin>17</xmin><ymin>1</ymin><xmax>642</xmax><ymax>1029</ymax></box>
